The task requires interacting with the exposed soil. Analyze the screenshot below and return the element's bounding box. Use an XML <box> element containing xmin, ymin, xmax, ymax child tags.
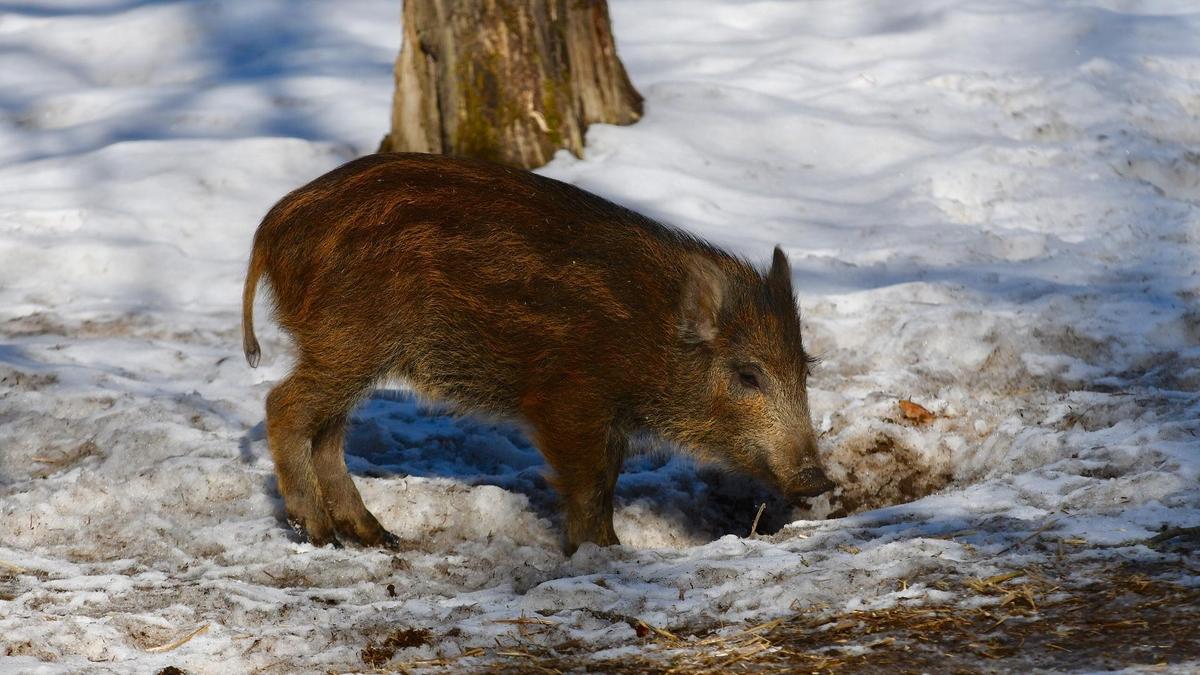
<box><xmin>380</xmin><ymin>560</ymin><xmax>1200</xmax><ymax>673</ymax></box>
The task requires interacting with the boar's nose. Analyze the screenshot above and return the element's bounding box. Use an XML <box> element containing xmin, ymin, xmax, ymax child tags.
<box><xmin>788</xmin><ymin>467</ymin><xmax>836</xmax><ymax>499</ymax></box>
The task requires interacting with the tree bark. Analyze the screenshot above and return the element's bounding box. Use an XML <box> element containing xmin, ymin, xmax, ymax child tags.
<box><xmin>378</xmin><ymin>0</ymin><xmax>643</xmax><ymax>169</ymax></box>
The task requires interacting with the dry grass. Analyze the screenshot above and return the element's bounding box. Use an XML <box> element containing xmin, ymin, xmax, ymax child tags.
<box><xmin>376</xmin><ymin>561</ymin><xmax>1200</xmax><ymax>673</ymax></box>
<box><xmin>29</xmin><ymin>440</ymin><xmax>101</xmax><ymax>478</ymax></box>
<box><xmin>144</xmin><ymin>624</ymin><xmax>210</xmax><ymax>654</ymax></box>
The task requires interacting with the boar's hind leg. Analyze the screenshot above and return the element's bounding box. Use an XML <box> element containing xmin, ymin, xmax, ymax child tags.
<box><xmin>265</xmin><ymin>372</ymin><xmax>339</xmax><ymax>547</ymax></box>
<box><xmin>311</xmin><ymin>414</ymin><xmax>400</xmax><ymax>549</ymax></box>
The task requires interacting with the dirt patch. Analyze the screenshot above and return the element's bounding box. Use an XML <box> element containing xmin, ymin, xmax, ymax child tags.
<box><xmin>827</xmin><ymin>432</ymin><xmax>954</xmax><ymax>518</ymax></box>
<box><xmin>391</xmin><ymin>561</ymin><xmax>1200</xmax><ymax>673</ymax></box>
<box><xmin>0</xmin><ymin>364</ymin><xmax>59</xmax><ymax>391</ymax></box>
<box><xmin>1</xmin><ymin>311</ymin><xmax>239</xmax><ymax>345</ymax></box>
<box><xmin>361</xmin><ymin>627</ymin><xmax>434</xmax><ymax>669</ymax></box>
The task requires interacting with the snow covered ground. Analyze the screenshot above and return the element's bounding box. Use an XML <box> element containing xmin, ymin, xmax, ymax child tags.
<box><xmin>1</xmin><ymin>0</ymin><xmax>1198</xmax><ymax>671</ymax></box>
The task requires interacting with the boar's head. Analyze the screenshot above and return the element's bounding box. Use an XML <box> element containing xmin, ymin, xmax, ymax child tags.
<box><xmin>667</xmin><ymin>246</ymin><xmax>835</xmax><ymax>502</ymax></box>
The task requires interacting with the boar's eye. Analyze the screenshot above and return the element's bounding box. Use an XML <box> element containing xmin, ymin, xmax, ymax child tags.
<box><xmin>735</xmin><ymin>366</ymin><xmax>764</xmax><ymax>392</ymax></box>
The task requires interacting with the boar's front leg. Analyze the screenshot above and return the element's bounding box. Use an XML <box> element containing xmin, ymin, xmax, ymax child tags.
<box><xmin>539</xmin><ymin>422</ymin><xmax>625</xmax><ymax>555</ymax></box>
<box><xmin>311</xmin><ymin>415</ymin><xmax>400</xmax><ymax>549</ymax></box>
<box><xmin>597</xmin><ymin>435</ymin><xmax>625</xmax><ymax>546</ymax></box>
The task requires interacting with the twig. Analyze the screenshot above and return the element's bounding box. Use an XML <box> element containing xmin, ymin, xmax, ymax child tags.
<box><xmin>997</xmin><ymin>519</ymin><xmax>1059</xmax><ymax>555</ymax></box>
<box><xmin>636</xmin><ymin>620</ymin><xmax>681</xmax><ymax>642</ymax></box>
<box><xmin>749</xmin><ymin>503</ymin><xmax>767</xmax><ymax>538</ymax></box>
<box><xmin>980</xmin><ymin>570</ymin><xmax>1026</xmax><ymax>587</ymax></box>
<box><xmin>145</xmin><ymin>624</ymin><xmax>210</xmax><ymax>653</ymax></box>
<box><xmin>741</xmin><ymin>617</ymin><xmax>785</xmax><ymax>635</ymax></box>
<box><xmin>1147</xmin><ymin>526</ymin><xmax>1200</xmax><ymax>547</ymax></box>
<box><xmin>494</xmin><ymin>616</ymin><xmax>555</xmax><ymax>626</ymax></box>
<box><xmin>495</xmin><ymin>613</ymin><xmax>554</xmax><ymax>637</ymax></box>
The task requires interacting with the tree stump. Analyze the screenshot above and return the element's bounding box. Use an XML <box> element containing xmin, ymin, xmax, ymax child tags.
<box><xmin>378</xmin><ymin>0</ymin><xmax>643</xmax><ymax>169</ymax></box>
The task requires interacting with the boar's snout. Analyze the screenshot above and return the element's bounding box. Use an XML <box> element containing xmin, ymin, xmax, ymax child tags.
<box><xmin>786</xmin><ymin>467</ymin><xmax>836</xmax><ymax>499</ymax></box>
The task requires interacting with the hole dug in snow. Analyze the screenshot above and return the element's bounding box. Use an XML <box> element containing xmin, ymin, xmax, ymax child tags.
<box><xmin>798</xmin><ymin>391</ymin><xmax>1017</xmax><ymax>520</ymax></box>
<box><xmin>813</xmin><ymin>425</ymin><xmax>955</xmax><ymax>520</ymax></box>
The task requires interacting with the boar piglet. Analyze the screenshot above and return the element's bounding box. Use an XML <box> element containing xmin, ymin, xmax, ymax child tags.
<box><xmin>242</xmin><ymin>153</ymin><xmax>834</xmax><ymax>553</ymax></box>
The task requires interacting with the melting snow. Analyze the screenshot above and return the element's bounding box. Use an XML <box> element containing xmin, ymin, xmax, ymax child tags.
<box><xmin>1</xmin><ymin>0</ymin><xmax>1197</xmax><ymax>672</ymax></box>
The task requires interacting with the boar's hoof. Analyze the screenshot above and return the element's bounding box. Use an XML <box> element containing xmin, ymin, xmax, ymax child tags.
<box><xmin>378</xmin><ymin>529</ymin><xmax>402</xmax><ymax>551</ymax></box>
<box><xmin>308</xmin><ymin>533</ymin><xmax>344</xmax><ymax>549</ymax></box>
<box><xmin>334</xmin><ymin>525</ymin><xmax>402</xmax><ymax>551</ymax></box>
<box><xmin>289</xmin><ymin>518</ymin><xmax>343</xmax><ymax>549</ymax></box>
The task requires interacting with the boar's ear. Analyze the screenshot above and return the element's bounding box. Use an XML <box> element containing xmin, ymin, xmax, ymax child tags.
<box><xmin>768</xmin><ymin>246</ymin><xmax>793</xmax><ymax>299</ymax></box>
<box><xmin>680</xmin><ymin>254</ymin><xmax>727</xmax><ymax>344</ymax></box>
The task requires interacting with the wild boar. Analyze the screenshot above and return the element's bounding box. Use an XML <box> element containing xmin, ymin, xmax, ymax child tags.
<box><xmin>242</xmin><ymin>152</ymin><xmax>834</xmax><ymax>553</ymax></box>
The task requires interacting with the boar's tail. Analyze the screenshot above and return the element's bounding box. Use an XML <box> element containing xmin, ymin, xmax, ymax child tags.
<box><xmin>241</xmin><ymin>246</ymin><xmax>264</xmax><ymax>368</ymax></box>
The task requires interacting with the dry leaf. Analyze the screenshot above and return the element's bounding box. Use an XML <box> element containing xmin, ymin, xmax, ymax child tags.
<box><xmin>899</xmin><ymin>399</ymin><xmax>935</xmax><ymax>425</ymax></box>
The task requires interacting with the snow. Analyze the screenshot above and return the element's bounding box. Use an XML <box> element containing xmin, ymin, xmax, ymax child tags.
<box><xmin>1</xmin><ymin>0</ymin><xmax>1198</xmax><ymax>671</ymax></box>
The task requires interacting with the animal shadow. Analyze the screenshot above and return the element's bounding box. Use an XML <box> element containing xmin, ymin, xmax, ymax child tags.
<box><xmin>342</xmin><ymin>389</ymin><xmax>798</xmax><ymax>544</ymax></box>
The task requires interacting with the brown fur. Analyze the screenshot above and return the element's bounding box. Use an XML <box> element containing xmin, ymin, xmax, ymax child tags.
<box><xmin>243</xmin><ymin>153</ymin><xmax>833</xmax><ymax>553</ymax></box>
